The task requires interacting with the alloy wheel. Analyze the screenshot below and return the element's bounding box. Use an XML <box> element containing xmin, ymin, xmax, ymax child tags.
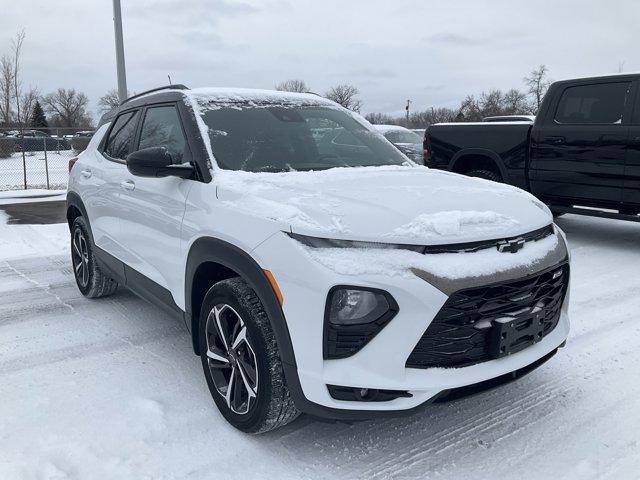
<box><xmin>205</xmin><ymin>304</ymin><xmax>259</xmax><ymax>415</ymax></box>
<box><xmin>72</xmin><ymin>227</ymin><xmax>90</xmax><ymax>288</ymax></box>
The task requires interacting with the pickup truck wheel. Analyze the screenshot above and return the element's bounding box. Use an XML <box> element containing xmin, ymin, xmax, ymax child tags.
<box><xmin>467</xmin><ymin>169</ymin><xmax>502</xmax><ymax>183</ymax></box>
<box><xmin>199</xmin><ymin>277</ymin><xmax>300</xmax><ymax>434</ymax></box>
<box><xmin>71</xmin><ymin>216</ymin><xmax>118</xmax><ymax>298</ymax></box>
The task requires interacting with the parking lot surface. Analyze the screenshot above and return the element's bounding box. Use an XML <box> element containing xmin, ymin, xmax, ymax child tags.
<box><xmin>1</xmin><ymin>212</ymin><xmax>639</xmax><ymax>479</ymax></box>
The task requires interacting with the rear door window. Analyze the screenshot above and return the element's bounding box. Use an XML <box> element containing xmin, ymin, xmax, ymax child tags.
<box><xmin>138</xmin><ymin>105</ymin><xmax>187</xmax><ymax>163</ymax></box>
<box><xmin>104</xmin><ymin>110</ymin><xmax>140</xmax><ymax>160</ymax></box>
<box><xmin>554</xmin><ymin>82</ymin><xmax>632</xmax><ymax>124</ymax></box>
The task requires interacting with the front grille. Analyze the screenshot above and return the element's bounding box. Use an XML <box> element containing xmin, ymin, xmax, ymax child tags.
<box><xmin>406</xmin><ymin>263</ymin><xmax>569</xmax><ymax>369</ymax></box>
<box><xmin>422</xmin><ymin>224</ymin><xmax>554</xmax><ymax>254</ymax></box>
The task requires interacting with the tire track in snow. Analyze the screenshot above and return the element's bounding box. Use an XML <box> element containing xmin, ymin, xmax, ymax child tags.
<box><xmin>0</xmin><ymin>256</ymin><xmax>187</xmax><ymax>375</ymax></box>
<box><xmin>361</xmin><ymin>323</ymin><xmax>640</xmax><ymax>480</ymax></box>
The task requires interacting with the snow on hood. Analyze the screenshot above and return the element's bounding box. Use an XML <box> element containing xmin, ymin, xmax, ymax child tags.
<box><xmin>300</xmin><ymin>234</ymin><xmax>560</xmax><ymax>280</ymax></box>
<box><xmin>385</xmin><ymin>211</ymin><xmax>520</xmax><ymax>240</ymax></box>
<box><xmin>214</xmin><ymin>165</ymin><xmax>552</xmax><ymax>245</ymax></box>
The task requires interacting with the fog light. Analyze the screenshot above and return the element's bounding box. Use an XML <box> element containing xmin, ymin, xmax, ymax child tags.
<box><xmin>327</xmin><ymin>385</ymin><xmax>413</xmax><ymax>402</ymax></box>
<box><xmin>324</xmin><ymin>286</ymin><xmax>399</xmax><ymax>359</ymax></box>
<box><xmin>329</xmin><ymin>288</ymin><xmax>390</xmax><ymax>325</ymax></box>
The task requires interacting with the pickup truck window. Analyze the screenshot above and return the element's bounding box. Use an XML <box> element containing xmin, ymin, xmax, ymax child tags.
<box><xmin>554</xmin><ymin>82</ymin><xmax>631</xmax><ymax>125</ymax></box>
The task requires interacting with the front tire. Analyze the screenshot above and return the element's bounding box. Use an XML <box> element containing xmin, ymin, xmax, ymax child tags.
<box><xmin>199</xmin><ymin>277</ymin><xmax>299</xmax><ymax>433</ymax></box>
<box><xmin>71</xmin><ymin>216</ymin><xmax>118</xmax><ymax>298</ymax></box>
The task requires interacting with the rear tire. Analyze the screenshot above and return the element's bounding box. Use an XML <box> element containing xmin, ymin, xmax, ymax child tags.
<box><xmin>71</xmin><ymin>216</ymin><xmax>118</xmax><ymax>298</ymax></box>
<box><xmin>199</xmin><ymin>277</ymin><xmax>299</xmax><ymax>434</ymax></box>
<box><xmin>467</xmin><ymin>169</ymin><xmax>502</xmax><ymax>183</ymax></box>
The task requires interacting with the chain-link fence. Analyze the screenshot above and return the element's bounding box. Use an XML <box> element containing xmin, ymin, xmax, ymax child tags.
<box><xmin>0</xmin><ymin>127</ymin><xmax>95</xmax><ymax>191</ymax></box>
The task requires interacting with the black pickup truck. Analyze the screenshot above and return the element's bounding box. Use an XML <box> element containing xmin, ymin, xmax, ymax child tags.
<box><xmin>425</xmin><ymin>73</ymin><xmax>640</xmax><ymax>220</ymax></box>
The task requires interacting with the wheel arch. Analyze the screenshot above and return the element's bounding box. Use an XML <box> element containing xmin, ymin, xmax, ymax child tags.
<box><xmin>66</xmin><ymin>191</ymin><xmax>93</xmax><ymax>239</ymax></box>
<box><xmin>449</xmin><ymin>148</ymin><xmax>509</xmax><ymax>183</ymax></box>
<box><xmin>185</xmin><ymin>236</ymin><xmax>297</xmax><ymax>371</ymax></box>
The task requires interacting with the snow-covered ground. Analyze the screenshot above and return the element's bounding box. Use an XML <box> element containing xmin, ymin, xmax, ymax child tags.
<box><xmin>1</xmin><ymin>212</ymin><xmax>639</xmax><ymax>479</ymax></box>
<box><xmin>0</xmin><ymin>151</ymin><xmax>71</xmax><ymax>191</ymax></box>
<box><xmin>0</xmin><ymin>189</ymin><xmax>66</xmax><ymax>205</ymax></box>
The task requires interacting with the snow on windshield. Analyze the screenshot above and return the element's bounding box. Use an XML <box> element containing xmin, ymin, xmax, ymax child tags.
<box><xmin>184</xmin><ymin>88</ymin><xmax>338</xmax><ymax>170</ymax></box>
<box><xmin>182</xmin><ymin>88</ymin><xmax>407</xmax><ymax>173</ymax></box>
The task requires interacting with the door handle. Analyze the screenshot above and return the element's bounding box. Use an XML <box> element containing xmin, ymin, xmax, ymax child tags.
<box><xmin>80</xmin><ymin>169</ymin><xmax>92</xmax><ymax>178</ymax></box>
<box><xmin>120</xmin><ymin>180</ymin><xmax>135</xmax><ymax>191</ymax></box>
<box><xmin>544</xmin><ymin>136</ymin><xmax>565</xmax><ymax>145</ymax></box>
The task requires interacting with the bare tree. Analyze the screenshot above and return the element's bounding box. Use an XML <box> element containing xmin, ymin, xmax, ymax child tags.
<box><xmin>364</xmin><ymin>112</ymin><xmax>396</xmax><ymax>124</ymax></box>
<box><xmin>42</xmin><ymin>88</ymin><xmax>92</xmax><ymax>128</ymax></box>
<box><xmin>98</xmin><ymin>89</ymin><xmax>123</xmax><ymax>113</ymax></box>
<box><xmin>503</xmin><ymin>88</ymin><xmax>532</xmax><ymax>115</ymax></box>
<box><xmin>11</xmin><ymin>30</ymin><xmax>26</xmax><ymax>126</ymax></box>
<box><xmin>408</xmin><ymin>107</ymin><xmax>457</xmax><ymax>128</ymax></box>
<box><xmin>524</xmin><ymin>65</ymin><xmax>551</xmax><ymax>113</ymax></box>
<box><xmin>0</xmin><ymin>55</ymin><xmax>14</xmax><ymax>124</ymax></box>
<box><xmin>458</xmin><ymin>94</ymin><xmax>483</xmax><ymax>121</ymax></box>
<box><xmin>19</xmin><ymin>87</ymin><xmax>39</xmax><ymax>125</ymax></box>
<box><xmin>325</xmin><ymin>84</ymin><xmax>363</xmax><ymax>112</ymax></box>
<box><xmin>457</xmin><ymin>88</ymin><xmax>532</xmax><ymax>121</ymax></box>
<box><xmin>275</xmin><ymin>79</ymin><xmax>309</xmax><ymax>93</ymax></box>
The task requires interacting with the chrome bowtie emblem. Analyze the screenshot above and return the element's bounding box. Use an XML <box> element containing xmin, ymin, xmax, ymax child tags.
<box><xmin>497</xmin><ymin>237</ymin><xmax>525</xmax><ymax>254</ymax></box>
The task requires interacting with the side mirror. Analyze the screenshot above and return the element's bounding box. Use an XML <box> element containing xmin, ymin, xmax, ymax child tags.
<box><xmin>126</xmin><ymin>147</ymin><xmax>194</xmax><ymax>179</ymax></box>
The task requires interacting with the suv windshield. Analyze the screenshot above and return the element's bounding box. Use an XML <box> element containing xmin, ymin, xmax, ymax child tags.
<box><xmin>198</xmin><ymin>104</ymin><xmax>409</xmax><ymax>172</ymax></box>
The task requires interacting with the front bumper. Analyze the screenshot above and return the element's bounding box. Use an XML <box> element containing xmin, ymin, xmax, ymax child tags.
<box><xmin>251</xmin><ymin>229</ymin><xmax>570</xmax><ymax>416</ymax></box>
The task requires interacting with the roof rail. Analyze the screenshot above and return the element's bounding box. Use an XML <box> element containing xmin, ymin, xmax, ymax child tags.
<box><xmin>120</xmin><ymin>84</ymin><xmax>189</xmax><ymax>106</ymax></box>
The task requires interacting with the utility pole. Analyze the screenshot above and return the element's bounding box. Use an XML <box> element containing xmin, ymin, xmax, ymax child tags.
<box><xmin>405</xmin><ymin>99</ymin><xmax>411</xmax><ymax>127</ymax></box>
<box><xmin>112</xmin><ymin>0</ymin><xmax>128</xmax><ymax>103</ymax></box>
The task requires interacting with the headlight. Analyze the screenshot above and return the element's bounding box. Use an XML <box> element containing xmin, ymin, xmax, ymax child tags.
<box><xmin>329</xmin><ymin>288</ymin><xmax>390</xmax><ymax>325</ymax></box>
<box><xmin>287</xmin><ymin>232</ymin><xmax>423</xmax><ymax>253</ymax></box>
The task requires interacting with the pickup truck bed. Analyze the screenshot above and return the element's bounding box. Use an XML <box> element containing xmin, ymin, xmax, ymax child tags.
<box><xmin>425</xmin><ymin>122</ymin><xmax>532</xmax><ymax>191</ymax></box>
<box><xmin>425</xmin><ymin>73</ymin><xmax>640</xmax><ymax>220</ymax></box>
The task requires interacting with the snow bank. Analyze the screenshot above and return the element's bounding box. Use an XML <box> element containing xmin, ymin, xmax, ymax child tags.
<box><xmin>0</xmin><ymin>189</ymin><xmax>66</xmax><ymax>205</ymax></box>
<box><xmin>300</xmin><ymin>234</ymin><xmax>559</xmax><ymax>280</ymax></box>
<box><xmin>385</xmin><ymin>211</ymin><xmax>520</xmax><ymax>240</ymax></box>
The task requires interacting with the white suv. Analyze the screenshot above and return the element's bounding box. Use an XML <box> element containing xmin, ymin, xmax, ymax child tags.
<box><xmin>67</xmin><ymin>86</ymin><xmax>570</xmax><ymax>433</ymax></box>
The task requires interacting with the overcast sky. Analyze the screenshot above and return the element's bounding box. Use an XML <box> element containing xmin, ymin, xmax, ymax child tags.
<box><xmin>1</xmin><ymin>0</ymin><xmax>637</xmax><ymax>118</ymax></box>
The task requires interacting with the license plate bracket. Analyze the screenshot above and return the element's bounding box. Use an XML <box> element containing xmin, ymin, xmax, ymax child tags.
<box><xmin>489</xmin><ymin>312</ymin><xmax>546</xmax><ymax>359</ymax></box>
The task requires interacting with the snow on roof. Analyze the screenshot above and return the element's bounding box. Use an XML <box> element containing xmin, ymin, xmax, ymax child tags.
<box><xmin>372</xmin><ymin>124</ymin><xmax>411</xmax><ymax>133</ymax></box>
<box><xmin>433</xmin><ymin>121</ymin><xmax>534</xmax><ymax>127</ymax></box>
<box><xmin>556</xmin><ymin>71</ymin><xmax>640</xmax><ymax>82</ymax></box>
<box><xmin>184</xmin><ymin>87</ymin><xmax>335</xmax><ymax>107</ymax></box>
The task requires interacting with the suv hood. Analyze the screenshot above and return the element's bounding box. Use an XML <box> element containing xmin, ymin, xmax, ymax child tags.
<box><xmin>215</xmin><ymin>165</ymin><xmax>552</xmax><ymax>245</ymax></box>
